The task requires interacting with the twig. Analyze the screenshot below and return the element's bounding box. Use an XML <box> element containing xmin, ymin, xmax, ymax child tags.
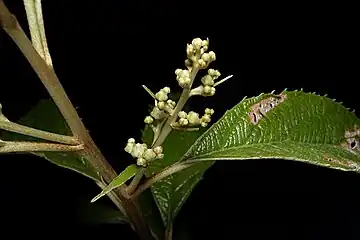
<box><xmin>0</xmin><ymin>141</ymin><xmax>83</xmax><ymax>153</ymax></box>
<box><xmin>0</xmin><ymin>120</ymin><xmax>80</xmax><ymax>145</ymax></box>
<box><xmin>152</xmin><ymin>67</ymin><xmax>200</xmax><ymax>147</ymax></box>
<box><xmin>126</xmin><ymin>168</ymin><xmax>146</xmax><ymax>195</ymax></box>
<box><xmin>23</xmin><ymin>0</ymin><xmax>53</xmax><ymax>67</ymax></box>
<box><xmin>0</xmin><ymin>2</ymin><xmax>153</xmax><ymax>239</ymax></box>
<box><xmin>131</xmin><ymin>161</ymin><xmax>196</xmax><ymax>199</ymax></box>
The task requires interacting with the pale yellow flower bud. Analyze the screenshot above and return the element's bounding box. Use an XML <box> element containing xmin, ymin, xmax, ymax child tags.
<box><xmin>143</xmin><ymin>149</ymin><xmax>156</xmax><ymax>161</ymax></box>
<box><xmin>144</xmin><ymin>116</ymin><xmax>154</xmax><ymax>124</ymax></box>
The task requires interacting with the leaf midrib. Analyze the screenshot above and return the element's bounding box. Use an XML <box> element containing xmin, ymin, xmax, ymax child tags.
<box><xmin>184</xmin><ymin>139</ymin><xmax>343</xmax><ymax>161</ymax></box>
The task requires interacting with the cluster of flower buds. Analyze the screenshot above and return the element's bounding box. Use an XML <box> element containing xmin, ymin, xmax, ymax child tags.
<box><xmin>185</xmin><ymin>38</ymin><xmax>216</xmax><ymax>69</ymax></box>
<box><xmin>124</xmin><ymin>138</ymin><xmax>164</xmax><ymax>167</ymax></box>
<box><xmin>144</xmin><ymin>87</ymin><xmax>176</xmax><ymax>123</ymax></box>
<box><xmin>176</xmin><ymin>108</ymin><xmax>215</xmax><ymax>128</ymax></box>
<box><xmin>189</xmin><ymin>68</ymin><xmax>229</xmax><ymax>97</ymax></box>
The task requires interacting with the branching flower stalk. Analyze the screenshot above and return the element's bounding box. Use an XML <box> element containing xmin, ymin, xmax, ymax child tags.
<box><xmin>125</xmin><ymin>38</ymin><xmax>233</xmax><ymax>198</ymax></box>
<box><xmin>0</xmin><ymin>2</ymin><xmax>153</xmax><ymax>239</ymax></box>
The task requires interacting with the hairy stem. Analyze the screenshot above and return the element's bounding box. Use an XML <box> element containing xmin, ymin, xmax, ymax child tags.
<box><xmin>0</xmin><ymin>2</ymin><xmax>152</xmax><ymax>239</ymax></box>
<box><xmin>0</xmin><ymin>141</ymin><xmax>83</xmax><ymax>153</ymax></box>
<box><xmin>0</xmin><ymin>120</ymin><xmax>80</xmax><ymax>145</ymax></box>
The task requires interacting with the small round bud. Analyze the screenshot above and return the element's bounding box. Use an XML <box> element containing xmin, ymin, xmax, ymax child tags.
<box><xmin>179</xmin><ymin>118</ymin><xmax>189</xmax><ymax>126</ymax></box>
<box><xmin>124</xmin><ymin>142</ymin><xmax>135</xmax><ymax>154</ymax></box>
<box><xmin>186</xmin><ymin>44</ymin><xmax>195</xmax><ymax>56</ymax></box>
<box><xmin>201</xmin><ymin>114</ymin><xmax>211</xmax><ymax>123</ymax></box>
<box><xmin>137</xmin><ymin>157</ymin><xmax>147</xmax><ymax>167</ymax></box>
<box><xmin>184</xmin><ymin>77</ymin><xmax>191</xmax><ymax>85</ymax></box>
<box><xmin>201</xmin><ymin>122</ymin><xmax>208</xmax><ymax>127</ymax></box>
<box><xmin>180</xmin><ymin>70</ymin><xmax>190</xmax><ymax>78</ymax></box>
<box><xmin>201</xmin><ymin>75</ymin><xmax>214</xmax><ymax>86</ymax></box>
<box><xmin>162</xmin><ymin>87</ymin><xmax>170</xmax><ymax>94</ymax></box>
<box><xmin>143</xmin><ymin>149</ymin><xmax>156</xmax><ymax>161</ymax></box>
<box><xmin>201</xmin><ymin>53</ymin><xmax>210</xmax><ymax>62</ymax></box>
<box><xmin>209</xmin><ymin>87</ymin><xmax>216</xmax><ymax>96</ymax></box>
<box><xmin>203</xmin><ymin>85</ymin><xmax>212</xmax><ymax>94</ymax></box>
<box><xmin>155</xmin><ymin>91</ymin><xmax>168</xmax><ymax>101</ymax></box>
<box><xmin>131</xmin><ymin>143</ymin><xmax>147</xmax><ymax>158</ymax></box>
<box><xmin>209</xmin><ymin>51</ymin><xmax>216</xmax><ymax>61</ymax></box>
<box><xmin>128</xmin><ymin>138</ymin><xmax>135</xmax><ymax>143</ymax></box>
<box><xmin>153</xmin><ymin>146</ymin><xmax>163</xmax><ymax>155</ymax></box>
<box><xmin>192</xmin><ymin>38</ymin><xmax>202</xmax><ymax>50</ymax></box>
<box><xmin>144</xmin><ymin>116</ymin><xmax>154</xmax><ymax>124</ymax></box>
<box><xmin>187</xmin><ymin>111</ymin><xmax>200</xmax><ymax>125</ymax></box>
<box><xmin>197</xmin><ymin>59</ymin><xmax>207</xmax><ymax>68</ymax></box>
<box><xmin>178</xmin><ymin>111</ymin><xmax>187</xmax><ymax>119</ymax></box>
<box><xmin>178</xmin><ymin>78</ymin><xmax>186</xmax><ymax>87</ymax></box>
<box><xmin>202</xmin><ymin>39</ymin><xmax>209</xmax><ymax>47</ymax></box>
<box><xmin>167</xmin><ymin>100</ymin><xmax>176</xmax><ymax>108</ymax></box>
<box><xmin>175</xmin><ymin>69</ymin><xmax>182</xmax><ymax>75</ymax></box>
<box><xmin>205</xmin><ymin>108</ymin><xmax>215</xmax><ymax>115</ymax></box>
<box><xmin>157</xmin><ymin>101</ymin><xmax>165</xmax><ymax>110</ymax></box>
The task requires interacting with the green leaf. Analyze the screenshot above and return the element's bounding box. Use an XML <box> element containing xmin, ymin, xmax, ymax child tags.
<box><xmin>91</xmin><ymin>164</ymin><xmax>140</xmax><ymax>202</ymax></box>
<box><xmin>0</xmin><ymin>99</ymin><xmax>100</xmax><ymax>181</ymax></box>
<box><xmin>137</xmin><ymin>189</ymin><xmax>165</xmax><ymax>240</ymax></box>
<box><xmin>181</xmin><ymin>90</ymin><xmax>360</xmax><ymax>172</ymax></box>
<box><xmin>142</xmin><ymin>125</ymin><xmax>213</xmax><ymax>227</ymax></box>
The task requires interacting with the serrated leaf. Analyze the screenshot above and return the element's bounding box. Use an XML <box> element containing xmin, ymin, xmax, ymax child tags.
<box><xmin>142</xmin><ymin>125</ymin><xmax>213</xmax><ymax>227</ymax></box>
<box><xmin>181</xmin><ymin>91</ymin><xmax>360</xmax><ymax>172</ymax></box>
<box><xmin>0</xmin><ymin>99</ymin><xmax>100</xmax><ymax>181</ymax></box>
<box><xmin>91</xmin><ymin>164</ymin><xmax>140</xmax><ymax>203</ymax></box>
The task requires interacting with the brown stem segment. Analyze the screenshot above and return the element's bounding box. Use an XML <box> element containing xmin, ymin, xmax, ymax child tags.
<box><xmin>0</xmin><ymin>2</ymin><xmax>152</xmax><ymax>239</ymax></box>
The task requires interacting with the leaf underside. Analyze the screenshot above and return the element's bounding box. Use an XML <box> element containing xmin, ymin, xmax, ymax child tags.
<box><xmin>181</xmin><ymin>90</ymin><xmax>360</xmax><ymax>172</ymax></box>
<box><xmin>0</xmin><ymin>99</ymin><xmax>100</xmax><ymax>181</ymax></box>
<box><xmin>142</xmin><ymin>125</ymin><xmax>212</xmax><ymax>227</ymax></box>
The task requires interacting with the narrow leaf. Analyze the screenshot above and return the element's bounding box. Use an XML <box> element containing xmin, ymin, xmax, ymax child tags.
<box><xmin>0</xmin><ymin>99</ymin><xmax>100</xmax><ymax>181</ymax></box>
<box><xmin>91</xmin><ymin>164</ymin><xmax>140</xmax><ymax>203</ymax></box>
<box><xmin>142</xmin><ymin>125</ymin><xmax>213</xmax><ymax>227</ymax></box>
<box><xmin>181</xmin><ymin>90</ymin><xmax>360</xmax><ymax>172</ymax></box>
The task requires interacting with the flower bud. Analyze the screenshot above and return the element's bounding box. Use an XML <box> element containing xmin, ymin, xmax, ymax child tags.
<box><xmin>153</xmin><ymin>146</ymin><xmax>163</xmax><ymax>155</ymax></box>
<box><xmin>197</xmin><ymin>59</ymin><xmax>207</xmax><ymax>68</ymax></box>
<box><xmin>155</xmin><ymin>91</ymin><xmax>168</xmax><ymax>101</ymax></box>
<box><xmin>201</xmin><ymin>75</ymin><xmax>214</xmax><ymax>86</ymax></box>
<box><xmin>201</xmin><ymin>114</ymin><xmax>211</xmax><ymax>123</ymax></box>
<box><xmin>178</xmin><ymin>111</ymin><xmax>187</xmax><ymax>119</ymax></box>
<box><xmin>209</xmin><ymin>51</ymin><xmax>216</xmax><ymax>61</ymax></box>
<box><xmin>157</xmin><ymin>101</ymin><xmax>165</xmax><ymax>110</ymax></box>
<box><xmin>192</xmin><ymin>38</ymin><xmax>202</xmax><ymax>50</ymax></box>
<box><xmin>143</xmin><ymin>149</ymin><xmax>156</xmax><ymax>161</ymax></box>
<box><xmin>179</xmin><ymin>118</ymin><xmax>189</xmax><ymax>126</ymax></box>
<box><xmin>144</xmin><ymin>116</ymin><xmax>154</xmax><ymax>124</ymax></box>
<box><xmin>205</xmin><ymin>108</ymin><xmax>215</xmax><ymax>115</ymax></box>
<box><xmin>201</xmin><ymin>53</ymin><xmax>210</xmax><ymax>62</ymax></box>
<box><xmin>187</xmin><ymin>111</ymin><xmax>200</xmax><ymax>125</ymax></box>
<box><xmin>137</xmin><ymin>157</ymin><xmax>147</xmax><ymax>167</ymax></box>
<box><xmin>131</xmin><ymin>143</ymin><xmax>147</xmax><ymax>158</ymax></box>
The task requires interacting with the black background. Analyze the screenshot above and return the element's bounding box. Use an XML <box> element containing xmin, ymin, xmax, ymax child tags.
<box><xmin>0</xmin><ymin>1</ymin><xmax>359</xmax><ymax>239</ymax></box>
